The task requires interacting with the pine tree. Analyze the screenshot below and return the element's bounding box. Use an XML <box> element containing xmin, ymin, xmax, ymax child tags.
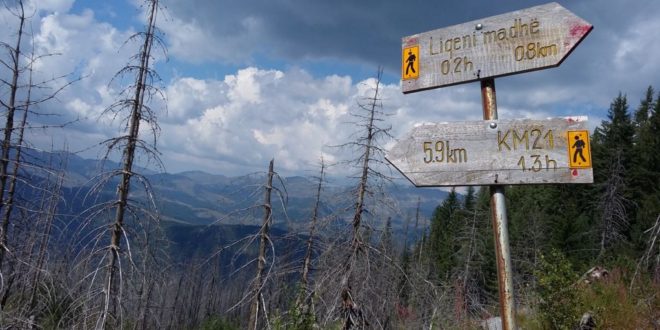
<box><xmin>630</xmin><ymin>87</ymin><xmax>656</xmax><ymax>200</ymax></box>
<box><xmin>428</xmin><ymin>188</ymin><xmax>460</xmax><ymax>280</ymax></box>
<box><xmin>453</xmin><ymin>186</ymin><xmax>491</xmax><ymax>317</ymax></box>
<box><xmin>630</xmin><ymin>87</ymin><xmax>660</xmax><ymax>253</ymax></box>
<box><xmin>595</xmin><ymin>93</ymin><xmax>634</xmax><ymax>154</ymax></box>
<box><xmin>634</xmin><ymin>87</ymin><xmax>654</xmax><ymax>122</ymax></box>
<box><xmin>463</xmin><ymin>186</ymin><xmax>476</xmax><ymax>212</ymax></box>
<box><xmin>592</xmin><ymin>93</ymin><xmax>635</xmax><ymax>256</ymax></box>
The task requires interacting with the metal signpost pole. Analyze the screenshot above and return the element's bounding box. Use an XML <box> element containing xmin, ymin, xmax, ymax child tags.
<box><xmin>481</xmin><ymin>78</ymin><xmax>516</xmax><ymax>330</ymax></box>
<box><xmin>391</xmin><ymin>4</ymin><xmax>594</xmax><ymax>330</ymax></box>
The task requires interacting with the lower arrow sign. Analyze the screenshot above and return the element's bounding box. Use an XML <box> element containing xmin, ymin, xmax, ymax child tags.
<box><xmin>386</xmin><ymin>117</ymin><xmax>593</xmax><ymax>186</ymax></box>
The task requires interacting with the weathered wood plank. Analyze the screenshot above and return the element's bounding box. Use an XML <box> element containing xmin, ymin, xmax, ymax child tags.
<box><xmin>386</xmin><ymin>117</ymin><xmax>593</xmax><ymax>186</ymax></box>
<box><xmin>401</xmin><ymin>2</ymin><xmax>592</xmax><ymax>93</ymax></box>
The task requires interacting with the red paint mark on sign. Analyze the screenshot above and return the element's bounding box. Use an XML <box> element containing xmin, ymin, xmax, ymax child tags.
<box><xmin>404</xmin><ymin>37</ymin><xmax>418</xmax><ymax>47</ymax></box>
<box><xmin>570</xmin><ymin>24</ymin><xmax>592</xmax><ymax>39</ymax></box>
<box><xmin>572</xmin><ymin>169</ymin><xmax>578</xmax><ymax>176</ymax></box>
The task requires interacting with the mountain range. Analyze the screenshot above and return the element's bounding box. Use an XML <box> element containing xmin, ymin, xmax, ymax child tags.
<box><xmin>25</xmin><ymin>150</ymin><xmax>449</xmax><ymax>240</ymax></box>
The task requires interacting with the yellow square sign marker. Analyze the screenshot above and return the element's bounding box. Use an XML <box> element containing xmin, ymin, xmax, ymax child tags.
<box><xmin>567</xmin><ymin>130</ymin><xmax>592</xmax><ymax>168</ymax></box>
<box><xmin>402</xmin><ymin>45</ymin><xmax>419</xmax><ymax>80</ymax></box>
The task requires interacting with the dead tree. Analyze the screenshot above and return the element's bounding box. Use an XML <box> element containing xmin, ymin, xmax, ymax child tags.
<box><xmin>292</xmin><ymin>158</ymin><xmax>326</xmax><ymax>326</ymax></box>
<box><xmin>0</xmin><ymin>0</ymin><xmax>27</xmax><ymax>269</ymax></box>
<box><xmin>0</xmin><ymin>43</ymin><xmax>35</xmax><ymax>312</ymax></box>
<box><xmin>454</xmin><ymin>191</ymin><xmax>489</xmax><ymax>322</ymax></box>
<box><xmin>631</xmin><ymin>214</ymin><xmax>660</xmax><ymax>289</ymax></box>
<box><xmin>26</xmin><ymin>156</ymin><xmax>66</xmax><ymax>321</ymax></box>
<box><xmin>301</xmin><ymin>160</ymin><xmax>325</xmax><ymax>292</ymax></box>
<box><xmin>247</xmin><ymin>159</ymin><xmax>275</xmax><ymax>330</ymax></box>
<box><xmin>0</xmin><ymin>3</ymin><xmax>76</xmax><ymax>319</ymax></box>
<box><xmin>598</xmin><ymin>151</ymin><xmax>629</xmax><ymax>257</ymax></box>
<box><xmin>321</xmin><ymin>67</ymin><xmax>393</xmax><ymax>329</ymax></box>
<box><xmin>345</xmin><ymin>67</ymin><xmax>392</xmax><ymax>328</ymax></box>
<box><xmin>75</xmin><ymin>0</ymin><xmax>166</xmax><ymax>327</ymax></box>
<box><xmin>0</xmin><ymin>5</ymin><xmax>29</xmax><ymax>308</ymax></box>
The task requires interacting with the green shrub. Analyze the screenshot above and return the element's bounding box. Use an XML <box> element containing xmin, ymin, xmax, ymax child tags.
<box><xmin>531</xmin><ymin>252</ymin><xmax>660</xmax><ymax>329</ymax></box>
<box><xmin>534</xmin><ymin>249</ymin><xmax>581</xmax><ymax>329</ymax></box>
<box><xmin>579</xmin><ymin>268</ymin><xmax>659</xmax><ymax>329</ymax></box>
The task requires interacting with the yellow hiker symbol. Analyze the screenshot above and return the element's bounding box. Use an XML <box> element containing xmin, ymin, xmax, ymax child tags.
<box><xmin>567</xmin><ymin>130</ymin><xmax>591</xmax><ymax>168</ymax></box>
<box><xmin>402</xmin><ymin>46</ymin><xmax>419</xmax><ymax>80</ymax></box>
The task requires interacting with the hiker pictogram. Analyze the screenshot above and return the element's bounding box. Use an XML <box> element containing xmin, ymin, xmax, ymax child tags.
<box><xmin>572</xmin><ymin>135</ymin><xmax>586</xmax><ymax>163</ymax></box>
<box><xmin>402</xmin><ymin>46</ymin><xmax>419</xmax><ymax>80</ymax></box>
<box><xmin>567</xmin><ymin>130</ymin><xmax>591</xmax><ymax>168</ymax></box>
<box><xmin>405</xmin><ymin>51</ymin><xmax>416</xmax><ymax>75</ymax></box>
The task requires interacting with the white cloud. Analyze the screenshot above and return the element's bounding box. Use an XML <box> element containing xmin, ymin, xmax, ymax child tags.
<box><xmin>614</xmin><ymin>18</ymin><xmax>660</xmax><ymax>75</ymax></box>
<box><xmin>153</xmin><ymin>66</ymin><xmax>555</xmax><ymax>176</ymax></box>
<box><xmin>13</xmin><ymin>0</ymin><xmax>660</xmax><ymax>179</ymax></box>
<box><xmin>165</xmin><ymin>77</ymin><xmax>226</xmax><ymax>121</ymax></box>
<box><xmin>31</xmin><ymin>0</ymin><xmax>75</xmax><ymax>13</ymax></box>
<box><xmin>157</xmin><ymin>9</ymin><xmax>265</xmax><ymax>64</ymax></box>
<box><xmin>156</xmin><ymin>67</ymin><xmax>355</xmax><ymax>174</ymax></box>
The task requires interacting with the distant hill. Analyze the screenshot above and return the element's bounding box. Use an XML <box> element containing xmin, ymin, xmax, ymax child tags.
<box><xmin>25</xmin><ymin>150</ymin><xmax>448</xmax><ymax>232</ymax></box>
<box><xmin>163</xmin><ymin>222</ymin><xmax>296</xmax><ymax>265</ymax></box>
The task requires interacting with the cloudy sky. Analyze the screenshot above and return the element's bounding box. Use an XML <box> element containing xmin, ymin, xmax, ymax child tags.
<box><xmin>3</xmin><ymin>0</ymin><xmax>659</xmax><ymax>176</ymax></box>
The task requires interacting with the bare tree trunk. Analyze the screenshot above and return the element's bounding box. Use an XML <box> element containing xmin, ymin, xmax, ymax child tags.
<box><xmin>0</xmin><ymin>0</ymin><xmax>25</xmax><ymax>269</ymax></box>
<box><xmin>1</xmin><ymin>50</ymin><xmax>31</xmax><ymax>238</ymax></box>
<box><xmin>598</xmin><ymin>150</ymin><xmax>629</xmax><ymax>257</ymax></box>
<box><xmin>205</xmin><ymin>272</ymin><xmax>217</xmax><ymax>319</ymax></box>
<box><xmin>137</xmin><ymin>282</ymin><xmax>153</xmax><ymax>330</ymax></box>
<box><xmin>631</xmin><ymin>214</ymin><xmax>660</xmax><ymax>289</ymax></box>
<box><xmin>414</xmin><ymin>197</ymin><xmax>421</xmax><ymax>241</ymax></box>
<box><xmin>301</xmin><ymin>159</ymin><xmax>325</xmax><ymax>292</ymax></box>
<box><xmin>181</xmin><ymin>267</ymin><xmax>202</xmax><ymax>328</ymax></box>
<box><xmin>402</xmin><ymin>199</ymin><xmax>417</xmax><ymax>254</ymax></box>
<box><xmin>168</xmin><ymin>273</ymin><xmax>184</xmax><ymax>329</ymax></box>
<box><xmin>294</xmin><ymin>159</ymin><xmax>325</xmax><ymax>323</ymax></box>
<box><xmin>0</xmin><ymin>32</ymin><xmax>34</xmax><ymax>311</ymax></box>
<box><xmin>248</xmin><ymin>159</ymin><xmax>274</xmax><ymax>330</ymax></box>
<box><xmin>455</xmin><ymin>208</ymin><xmax>480</xmax><ymax>322</ymax></box>
<box><xmin>339</xmin><ymin>67</ymin><xmax>385</xmax><ymax>329</ymax></box>
<box><xmin>28</xmin><ymin>167</ymin><xmax>65</xmax><ymax>313</ymax></box>
<box><xmin>102</xmin><ymin>1</ymin><xmax>159</xmax><ymax>327</ymax></box>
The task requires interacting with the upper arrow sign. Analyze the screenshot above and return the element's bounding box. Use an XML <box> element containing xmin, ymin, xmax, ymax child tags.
<box><xmin>401</xmin><ymin>2</ymin><xmax>593</xmax><ymax>93</ymax></box>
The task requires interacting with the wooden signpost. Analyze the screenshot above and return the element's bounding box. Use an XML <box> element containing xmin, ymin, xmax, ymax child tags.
<box><xmin>386</xmin><ymin>117</ymin><xmax>593</xmax><ymax>187</ymax></box>
<box><xmin>391</xmin><ymin>3</ymin><xmax>593</xmax><ymax>329</ymax></box>
<box><xmin>402</xmin><ymin>2</ymin><xmax>592</xmax><ymax>93</ymax></box>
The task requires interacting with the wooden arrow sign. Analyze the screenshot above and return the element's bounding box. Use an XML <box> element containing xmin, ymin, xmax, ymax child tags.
<box><xmin>386</xmin><ymin>117</ymin><xmax>593</xmax><ymax>187</ymax></box>
<box><xmin>401</xmin><ymin>2</ymin><xmax>593</xmax><ymax>93</ymax></box>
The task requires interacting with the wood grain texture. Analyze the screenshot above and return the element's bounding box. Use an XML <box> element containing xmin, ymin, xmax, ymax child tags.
<box><xmin>386</xmin><ymin>117</ymin><xmax>594</xmax><ymax>187</ymax></box>
<box><xmin>401</xmin><ymin>2</ymin><xmax>592</xmax><ymax>93</ymax></box>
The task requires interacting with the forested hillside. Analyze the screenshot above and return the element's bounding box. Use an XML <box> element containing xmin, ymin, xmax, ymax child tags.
<box><xmin>415</xmin><ymin>88</ymin><xmax>660</xmax><ymax>329</ymax></box>
<box><xmin>0</xmin><ymin>1</ymin><xmax>658</xmax><ymax>329</ymax></box>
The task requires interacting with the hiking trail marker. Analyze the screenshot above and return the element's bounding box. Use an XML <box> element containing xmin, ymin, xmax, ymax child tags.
<box><xmin>389</xmin><ymin>3</ymin><xmax>593</xmax><ymax>330</ymax></box>
<box><xmin>401</xmin><ymin>2</ymin><xmax>592</xmax><ymax>93</ymax></box>
<box><xmin>386</xmin><ymin>117</ymin><xmax>593</xmax><ymax>187</ymax></box>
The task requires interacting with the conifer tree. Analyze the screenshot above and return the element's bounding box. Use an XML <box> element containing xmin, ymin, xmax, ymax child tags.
<box><xmin>463</xmin><ymin>186</ymin><xmax>475</xmax><ymax>212</ymax></box>
<box><xmin>592</xmin><ymin>93</ymin><xmax>635</xmax><ymax>256</ymax></box>
<box><xmin>630</xmin><ymin>87</ymin><xmax>660</xmax><ymax>255</ymax></box>
<box><xmin>428</xmin><ymin>188</ymin><xmax>460</xmax><ymax>280</ymax></box>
